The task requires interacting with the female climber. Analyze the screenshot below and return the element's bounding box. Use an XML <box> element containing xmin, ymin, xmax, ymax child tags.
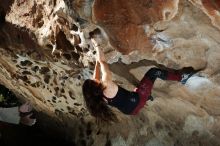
<box><xmin>82</xmin><ymin>39</ymin><xmax>193</xmax><ymax>122</ymax></box>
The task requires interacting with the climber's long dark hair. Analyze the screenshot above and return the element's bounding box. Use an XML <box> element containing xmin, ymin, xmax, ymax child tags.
<box><xmin>82</xmin><ymin>79</ymin><xmax>117</xmax><ymax>122</ymax></box>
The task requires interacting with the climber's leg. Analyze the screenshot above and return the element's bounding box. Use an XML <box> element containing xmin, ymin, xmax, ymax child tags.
<box><xmin>144</xmin><ymin>67</ymin><xmax>182</xmax><ymax>82</ymax></box>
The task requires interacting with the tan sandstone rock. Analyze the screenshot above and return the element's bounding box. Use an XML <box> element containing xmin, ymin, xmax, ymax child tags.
<box><xmin>0</xmin><ymin>0</ymin><xmax>220</xmax><ymax>145</ymax></box>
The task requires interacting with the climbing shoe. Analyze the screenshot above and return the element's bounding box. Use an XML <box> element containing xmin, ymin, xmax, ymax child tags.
<box><xmin>181</xmin><ymin>73</ymin><xmax>195</xmax><ymax>84</ymax></box>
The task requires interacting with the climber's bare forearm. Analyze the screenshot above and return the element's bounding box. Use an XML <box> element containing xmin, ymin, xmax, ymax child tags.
<box><xmin>91</xmin><ymin>38</ymin><xmax>111</xmax><ymax>82</ymax></box>
<box><xmin>93</xmin><ymin>61</ymin><xmax>101</xmax><ymax>80</ymax></box>
<box><xmin>99</xmin><ymin>61</ymin><xmax>112</xmax><ymax>82</ymax></box>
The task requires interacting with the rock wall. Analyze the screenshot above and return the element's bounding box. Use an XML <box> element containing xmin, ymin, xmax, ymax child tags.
<box><xmin>0</xmin><ymin>0</ymin><xmax>220</xmax><ymax>145</ymax></box>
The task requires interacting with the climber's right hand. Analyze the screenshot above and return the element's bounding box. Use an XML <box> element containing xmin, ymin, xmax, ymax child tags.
<box><xmin>91</xmin><ymin>38</ymin><xmax>106</xmax><ymax>62</ymax></box>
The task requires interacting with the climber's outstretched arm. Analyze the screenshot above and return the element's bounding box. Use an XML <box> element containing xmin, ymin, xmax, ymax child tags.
<box><xmin>99</xmin><ymin>60</ymin><xmax>112</xmax><ymax>83</ymax></box>
<box><xmin>93</xmin><ymin>61</ymin><xmax>101</xmax><ymax>80</ymax></box>
<box><xmin>91</xmin><ymin>39</ymin><xmax>112</xmax><ymax>83</ymax></box>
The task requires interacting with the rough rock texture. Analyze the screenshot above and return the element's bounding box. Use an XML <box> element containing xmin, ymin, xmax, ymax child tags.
<box><xmin>0</xmin><ymin>0</ymin><xmax>220</xmax><ymax>145</ymax></box>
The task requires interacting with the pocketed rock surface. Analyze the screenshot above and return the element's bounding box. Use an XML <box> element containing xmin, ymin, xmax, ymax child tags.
<box><xmin>0</xmin><ymin>0</ymin><xmax>220</xmax><ymax>145</ymax></box>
